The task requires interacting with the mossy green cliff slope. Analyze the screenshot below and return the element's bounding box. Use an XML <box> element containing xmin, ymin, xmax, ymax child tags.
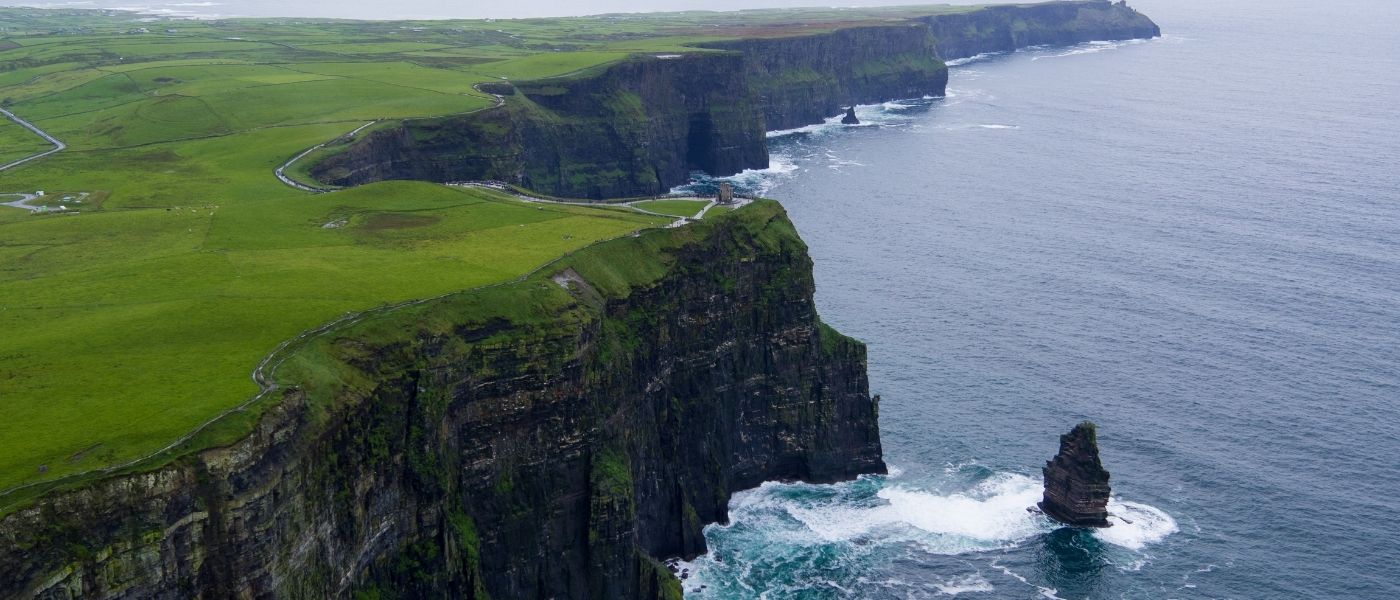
<box><xmin>0</xmin><ymin>203</ymin><xmax>884</xmax><ymax>599</ymax></box>
<box><xmin>312</xmin><ymin>1</ymin><xmax>1159</xmax><ymax>199</ymax></box>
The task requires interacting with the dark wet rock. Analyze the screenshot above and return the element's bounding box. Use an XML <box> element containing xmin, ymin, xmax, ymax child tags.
<box><xmin>842</xmin><ymin>107</ymin><xmax>860</xmax><ymax>125</ymax></box>
<box><xmin>1039</xmin><ymin>421</ymin><xmax>1112</xmax><ymax>527</ymax></box>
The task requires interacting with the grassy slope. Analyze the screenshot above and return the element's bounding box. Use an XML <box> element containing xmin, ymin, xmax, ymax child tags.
<box><xmin>633</xmin><ymin>199</ymin><xmax>710</xmax><ymax>218</ymax></box>
<box><xmin>278</xmin><ymin>200</ymin><xmax>794</xmax><ymax>410</ymax></box>
<box><xmin>0</xmin><ymin>4</ymin><xmax>981</xmax><ymax>502</ymax></box>
<box><xmin>0</xmin><ymin>118</ymin><xmax>52</xmax><ymax>165</ymax></box>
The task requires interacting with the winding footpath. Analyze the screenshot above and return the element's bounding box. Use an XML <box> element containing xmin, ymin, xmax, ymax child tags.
<box><xmin>0</xmin><ymin>107</ymin><xmax>65</xmax><ymax>172</ymax></box>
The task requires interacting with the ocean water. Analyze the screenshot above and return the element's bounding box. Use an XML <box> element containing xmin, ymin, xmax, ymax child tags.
<box><xmin>675</xmin><ymin>0</ymin><xmax>1400</xmax><ymax>598</ymax></box>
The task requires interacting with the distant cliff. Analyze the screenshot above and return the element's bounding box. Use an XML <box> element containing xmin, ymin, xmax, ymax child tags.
<box><xmin>0</xmin><ymin>202</ymin><xmax>885</xmax><ymax>599</ymax></box>
<box><xmin>313</xmin><ymin>1</ymin><xmax>1158</xmax><ymax>199</ymax></box>
<box><xmin>312</xmin><ymin>24</ymin><xmax>945</xmax><ymax>198</ymax></box>
<box><xmin>922</xmin><ymin>0</ymin><xmax>1161</xmax><ymax>60</ymax></box>
<box><xmin>697</xmin><ymin>24</ymin><xmax>948</xmax><ymax>132</ymax></box>
<box><xmin>313</xmin><ymin>53</ymin><xmax>768</xmax><ymax>199</ymax></box>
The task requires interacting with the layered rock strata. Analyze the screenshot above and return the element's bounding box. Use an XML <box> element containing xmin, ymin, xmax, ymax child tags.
<box><xmin>1040</xmin><ymin>421</ymin><xmax>1113</xmax><ymax>527</ymax></box>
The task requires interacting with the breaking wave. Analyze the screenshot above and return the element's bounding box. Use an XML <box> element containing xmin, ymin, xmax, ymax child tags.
<box><xmin>676</xmin><ymin>468</ymin><xmax>1176</xmax><ymax>599</ymax></box>
<box><xmin>1031</xmin><ymin>38</ymin><xmax>1150</xmax><ymax>60</ymax></box>
<box><xmin>674</xmin><ymin>98</ymin><xmax>942</xmax><ymax>196</ymax></box>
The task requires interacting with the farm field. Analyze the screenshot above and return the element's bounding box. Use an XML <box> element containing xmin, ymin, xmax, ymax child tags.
<box><xmin>0</xmin><ymin>3</ymin><xmax>980</xmax><ymax>508</ymax></box>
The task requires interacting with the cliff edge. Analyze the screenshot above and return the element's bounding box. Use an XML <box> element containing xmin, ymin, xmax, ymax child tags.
<box><xmin>0</xmin><ymin>202</ymin><xmax>884</xmax><ymax>599</ymax></box>
<box><xmin>311</xmin><ymin>1</ymin><xmax>1160</xmax><ymax>199</ymax></box>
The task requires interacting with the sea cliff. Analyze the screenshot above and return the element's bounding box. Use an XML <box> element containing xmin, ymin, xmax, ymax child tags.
<box><xmin>696</xmin><ymin>24</ymin><xmax>947</xmax><ymax>132</ymax></box>
<box><xmin>312</xmin><ymin>1</ymin><xmax>1159</xmax><ymax>199</ymax></box>
<box><xmin>312</xmin><ymin>53</ymin><xmax>768</xmax><ymax>200</ymax></box>
<box><xmin>921</xmin><ymin>0</ymin><xmax>1161</xmax><ymax>60</ymax></box>
<box><xmin>0</xmin><ymin>202</ymin><xmax>884</xmax><ymax>599</ymax></box>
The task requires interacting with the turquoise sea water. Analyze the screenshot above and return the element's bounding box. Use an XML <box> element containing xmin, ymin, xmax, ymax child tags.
<box><xmin>676</xmin><ymin>0</ymin><xmax>1400</xmax><ymax>597</ymax></box>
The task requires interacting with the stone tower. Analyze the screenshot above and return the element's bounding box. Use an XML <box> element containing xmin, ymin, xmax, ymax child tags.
<box><xmin>717</xmin><ymin>181</ymin><xmax>734</xmax><ymax>204</ymax></box>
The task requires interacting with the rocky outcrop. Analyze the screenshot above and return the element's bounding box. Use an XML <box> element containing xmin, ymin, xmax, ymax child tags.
<box><xmin>922</xmin><ymin>0</ymin><xmax>1161</xmax><ymax>61</ymax></box>
<box><xmin>1040</xmin><ymin>421</ymin><xmax>1112</xmax><ymax>527</ymax></box>
<box><xmin>841</xmin><ymin>107</ymin><xmax>860</xmax><ymax>125</ymax></box>
<box><xmin>0</xmin><ymin>202</ymin><xmax>885</xmax><ymax>599</ymax></box>
<box><xmin>310</xmin><ymin>2</ymin><xmax>1158</xmax><ymax>199</ymax></box>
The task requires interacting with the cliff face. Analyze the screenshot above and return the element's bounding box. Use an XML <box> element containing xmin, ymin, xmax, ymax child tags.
<box><xmin>0</xmin><ymin>202</ymin><xmax>885</xmax><ymax>599</ymax></box>
<box><xmin>922</xmin><ymin>0</ymin><xmax>1161</xmax><ymax>60</ymax></box>
<box><xmin>698</xmin><ymin>25</ymin><xmax>948</xmax><ymax>132</ymax></box>
<box><xmin>313</xmin><ymin>53</ymin><xmax>769</xmax><ymax>200</ymax></box>
<box><xmin>312</xmin><ymin>1</ymin><xmax>1158</xmax><ymax>199</ymax></box>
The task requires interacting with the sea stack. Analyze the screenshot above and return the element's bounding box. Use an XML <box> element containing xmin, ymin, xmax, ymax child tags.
<box><xmin>1039</xmin><ymin>421</ymin><xmax>1112</xmax><ymax>527</ymax></box>
<box><xmin>842</xmin><ymin>106</ymin><xmax>860</xmax><ymax>124</ymax></box>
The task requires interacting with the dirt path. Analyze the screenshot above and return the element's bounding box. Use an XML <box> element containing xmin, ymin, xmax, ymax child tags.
<box><xmin>0</xmin><ymin>107</ymin><xmax>65</xmax><ymax>172</ymax></box>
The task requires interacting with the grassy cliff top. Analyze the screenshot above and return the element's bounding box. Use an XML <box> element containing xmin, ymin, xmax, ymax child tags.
<box><xmin>0</xmin><ymin>1</ymin><xmax>1094</xmax><ymax>505</ymax></box>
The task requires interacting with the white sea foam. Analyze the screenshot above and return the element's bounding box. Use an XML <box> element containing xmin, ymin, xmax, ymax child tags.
<box><xmin>1031</xmin><ymin>38</ymin><xmax>1149</xmax><ymax>61</ymax></box>
<box><xmin>933</xmin><ymin>574</ymin><xmax>995</xmax><ymax>595</ymax></box>
<box><xmin>766</xmin><ymin>98</ymin><xmax>928</xmax><ymax>139</ymax></box>
<box><xmin>683</xmin><ymin>153</ymin><xmax>800</xmax><ymax>197</ymax></box>
<box><xmin>945</xmin><ymin>52</ymin><xmax>1004</xmax><ymax>67</ymax></box>
<box><xmin>992</xmin><ymin>560</ymin><xmax>1067</xmax><ymax>600</ymax></box>
<box><xmin>783</xmin><ymin>473</ymin><xmax>1046</xmax><ymax>552</ymax></box>
<box><xmin>677</xmin><ymin>472</ymin><xmax>1178</xmax><ymax>597</ymax></box>
<box><xmin>766</xmin><ymin>121</ymin><xmax>830</xmax><ymax>138</ymax></box>
<box><xmin>1095</xmin><ymin>499</ymin><xmax>1179</xmax><ymax>550</ymax></box>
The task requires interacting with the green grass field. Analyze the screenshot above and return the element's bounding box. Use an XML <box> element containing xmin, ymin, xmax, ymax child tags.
<box><xmin>634</xmin><ymin>198</ymin><xmax>711</xmax><ymax>218</ymax></box>
<box><xmin>0</xmin><ymin>118</ymin><xmax>51</xmax><ymax>165</ymax></box>
<box><xmin>0</xmin><ymin>3</ymin><xmax>981</xmax><ymax>507</ymax></box>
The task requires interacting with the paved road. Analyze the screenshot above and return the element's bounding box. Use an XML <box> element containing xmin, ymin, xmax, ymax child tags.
<box><xmin>275</xmin><ymin>86</ymin><xmax>508</xmax><ymax>193</ymax></box>
<box><xmin>274</xmin><ymin>120</ymin><xmax>378</xmax><ymax>192</ymax></box>
<box><xmin>0</xmin><ymin>107</ymin><xmax>65</xmax><ymax>172</ymax></box>
<box><xmin>0</xmin><ymin>192</ymin><xmax>43</xmax><ymax>212</ymax></box>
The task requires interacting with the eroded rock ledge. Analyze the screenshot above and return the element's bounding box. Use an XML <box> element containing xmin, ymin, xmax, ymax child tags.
<box><xmin>0</xmin><ymin>202</ymin><xmax>884</xmax><ymax>599</ymax></box>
